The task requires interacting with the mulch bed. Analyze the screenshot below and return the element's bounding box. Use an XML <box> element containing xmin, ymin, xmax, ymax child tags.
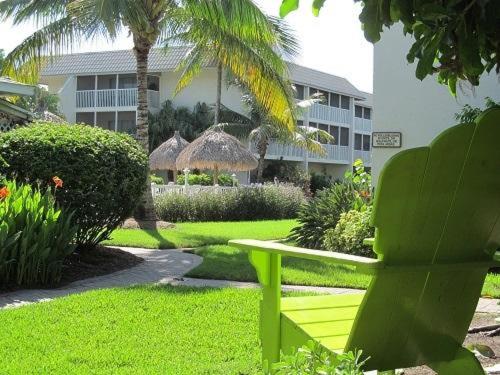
<box><xmin>59</xmin><ymin>246</ymin><xmax>144</xmax><ymax>286</ymax></box>
<box><xmin>0</xmin><ymin>246</ymin><xmax>143</xmax><ymax>294</ymax></box>
<box><xmin>121</xmin><ymin>218</ymin><xmax>175</xmax><ymax>230</ymax></box>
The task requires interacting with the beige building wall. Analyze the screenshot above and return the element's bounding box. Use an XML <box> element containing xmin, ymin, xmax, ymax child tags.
<box><xmin>373</xmin><ymin>24</ymin><xmax>500</xmax><ymax>184</ymax></box>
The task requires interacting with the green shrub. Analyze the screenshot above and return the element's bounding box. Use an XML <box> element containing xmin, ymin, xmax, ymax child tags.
<box><xmin>271</xmin><ymin>340</ymin><xmax>366</xmax><ymax>375</ymax></box>
<box><xmin>309</xmin><ymin>172</ymin><xmax>332</xmax><ymax>195</ymax></box>
<box><xmin>289</xmin><ymin>161</ymin><xmax>372</xmax><ymax>249</ymax></box>
<box><xmin>176</xmin><ymin>173</ymin><xmax>234</xmax><ymax>186</ymax></box>
<box><xmin>150</xmin><ymin>173</ymin><xmax>164</xmax><ymax>185</ymax></box>
<box><xmin>0</xmin><ymin>180</ymin><xmax>77</xmax><ymax>287</ymax></box>
<box><xmin>323</xmin><ymin>207</ymin><xmax>375</xmax><ymax>257</ymax></box>
<box><xmin>154</xmin><ymin>184</ymin><xmax>305</xmax><ymax>222</ymax></box>
<box><xmin>0</xmin><ymin>122</ymin><xmax>148</xmax><ymax>250</ymax></box>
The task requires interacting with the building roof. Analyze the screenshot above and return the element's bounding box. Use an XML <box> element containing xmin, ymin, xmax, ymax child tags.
<box><xmin>288</xmin><ymin>63</ymin><xmax>365</xmax><ymax>99</ymax></box>
<box><xmin>355</xmin><ymin>91</ymin><xmax>373</xmax><ymax>107</ymax></box>
<box><xmin>0</xmin><ymin>98</ymin><xmax>33</xmax><ymax>120</ymax></box>
<box><xmin>0</xmin><ymin>77</ymin><xmax>36</xmax><ymax>97</ymax></box>
<box><xmin>41</xmin><ymin>47</ymin><xmax>367</xmax><ymax>99</ymax></box>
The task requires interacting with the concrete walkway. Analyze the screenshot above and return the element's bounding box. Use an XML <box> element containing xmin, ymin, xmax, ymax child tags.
<box><xmin>0</xmin><ymin>246</ymin><xmax>498</xmax><ymax>314</ymax></box>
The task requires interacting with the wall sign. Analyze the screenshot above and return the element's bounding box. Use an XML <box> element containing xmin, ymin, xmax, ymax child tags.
<box><xmin>372</xmin><ymin>132</ymin><xmax>402</xmax><ymax>148</ymax></box>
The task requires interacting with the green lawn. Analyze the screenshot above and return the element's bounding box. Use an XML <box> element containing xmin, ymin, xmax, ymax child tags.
<box><xmin>104</xmin><ymin>220</ymin><xmax>297</xmax><ymax>249</ymax></box>
<box><xmin>104</xmin><ymin>219</ymin><xmax>499</xmax><ymax>298</ymax></box>
<box><xmin>187</xmin><ymin>245</ymin><xmax>371</xmax><ymax>289</ymax></box>
<box><xmin>0</xmin><ymin>285</ymin><xmax>262</xmax><ymax>374</ymax></box>
<box><xmin>185</xmin><ymin>245</ymin><xmax>500</xmax><ymax>297</ymax></box>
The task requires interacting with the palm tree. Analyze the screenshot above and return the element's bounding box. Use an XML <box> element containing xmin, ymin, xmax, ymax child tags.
<box><xmin>217</xmin><ymin>89</ymin><xmax>332</xmax><ymax>182</ymax></box>
<box><xmin>169</xmin><ymin>0</ymin><xmax>299</xmax><ymax>128</ymax></box>
<box><xmin>0</xmin><ymin>0</ymin><xmax>299</xmax><ymax>219</ymax></box>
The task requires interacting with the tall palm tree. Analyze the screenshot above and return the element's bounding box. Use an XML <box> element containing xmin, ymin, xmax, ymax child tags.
<box><xmin>217</xmin><ymin>89</ymin><xmax>332</xmax><ymax>182</ymax></box>
<box><xmin>169</xmin><ymin>0</ymin><xmax>299</xmax><ymax>128</ymax></box>
<box><xmin>0</xmin><ymin>0</ymin><xmax>299</xmax><ymax>219</ymax></box>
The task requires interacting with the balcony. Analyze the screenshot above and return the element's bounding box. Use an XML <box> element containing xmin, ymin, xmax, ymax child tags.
<box><xmin>253</xmin><ymin>141</ymin><xmax>350</xmax><ymax>164</ymax></box>
<box><xmin>76</xmin><ymin>89</ymin><xmax>160</xmax><ymax>109</ymax></box>
<box><xmin>353</xmin><ymin>150</ymin><xmax>372</xmax><ymax>166</ymax></box>
<box><xmin>354</xmin><ymin>117</ymin><xmax>372</xmax><ymax>132</ymax></box>
<box><xmin>309</xmin><ymin>103</ymin><xmax>351</xmax><ymax>125</ymax></box>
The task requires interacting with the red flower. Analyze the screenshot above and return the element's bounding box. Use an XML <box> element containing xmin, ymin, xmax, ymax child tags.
<box><xmin>360</xmin><ymin>190</ymin><xmax>371</xmax><ymax>198</ymax></box>
<box><xmin>52</xmin><ymin>176</ymin><xmax>63</xmax><ymax>188</ymax></box>
<box><xmin>0</xmin><ymin>186</ymin><xmax>9</xmax><ymax>200</ymax></box>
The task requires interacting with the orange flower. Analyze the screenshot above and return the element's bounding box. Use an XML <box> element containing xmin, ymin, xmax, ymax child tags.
<box><xmin>360</xmin><ymin>190</ymin><xmax>371</xmax><ymax>198</ymax></box>
<box><xmin>52</xmin><ymin>176</ymin><xmax>63</xmax><ymax>188</ymax></box>
<box><xmin>0</xmin><ymin>186</ymin><xmax>9</xmax><ymax>200</ymax></box>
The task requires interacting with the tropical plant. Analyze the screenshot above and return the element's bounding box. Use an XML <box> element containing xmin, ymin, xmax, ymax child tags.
<box><xmin>150</xmin><ymin>173</ymin><xmax>164</xmax><ymax>185</ymax></box>
<box><xmin>0</xmin><ymin>0</ymin><xmax>299</xmax><ymax>220</ymax></box>
<box><xmin>271</xmin><ymin>340</ymin><xmax>367</xmax><ymax>375</ymax></box>
<box><xmin>279</xmin><ymin>0</ymin><xmax>500</xmax><ymax>95</ymax></box>
<box><xmin>15</xmin><ymin>86</ymin><xmax>63</xmax><ymax>118</ymax></box>
<box><xmin>215</xmin><ymin>89</ymin><xmax>331</xmax><ymax>182</ymax></box>
<box><xmin>0</xmin><ymin>122</ymin><xmax>148</xmax><ymax>250</ymax></box>
<box><xmin>148</xmin><ymin>100</ymin><xmax>212</xmax><ymax>152</ymax></box>
<box><xmin>324</xmin><ymin>206</ymin><xmax>375</xmax><ymax>257</ymax></box>
<box><xmin>0</xmin><ymin>179</ymin><xmax>77</xmax><ymax>287</ymax></box>
<box><xmin>168</xmin><ymin>0</ymin><xmax>299</xmax><ymax>128</ymax></box>
<box><xmin>455</xmin><ymin>97</ymin><xmax>500</xmax><ymax>124</ymax></box>
<box><xmin>0</xmin><ymin>49</ymin><xmax>4</xmax><ymax>71</ymax></box>
<box><xmin>289</xmin><ymin>160</ymin><xmax>372</xmax><ymax>249</ymax></box>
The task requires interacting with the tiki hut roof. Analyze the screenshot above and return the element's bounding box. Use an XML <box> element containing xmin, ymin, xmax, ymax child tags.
<box><xmin>176</xmin><ymin>129</ymin><xmax>258</xmax><ymax>172</ymax></box>
<box><xmin>149</xmin><ymin>131</ymin><xmax>189</xmax><ymax>170</ymax></box>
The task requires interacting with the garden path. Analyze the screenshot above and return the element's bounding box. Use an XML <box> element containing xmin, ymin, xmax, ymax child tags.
<box><xmin>0</xmin><ymin>246</ymin><xmax>498</xmax><ymax>314</ymax></box>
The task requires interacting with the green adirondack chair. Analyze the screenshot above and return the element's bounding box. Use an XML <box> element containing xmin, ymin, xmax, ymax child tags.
<box><xmin>229</xmin><ymin>108</ymin><xmax>500</xmax><ymax>374</ymax></box>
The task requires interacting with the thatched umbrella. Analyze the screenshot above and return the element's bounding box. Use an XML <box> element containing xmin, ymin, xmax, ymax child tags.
<box><xmin>149</xmin><ymin>131</ymin><xmax>189</xmax><ymax>182</ymax></box>
<box><xmin>176</xmin><ymin>129</ymin><xmax>258</xmax><ymax>185</ymax></box>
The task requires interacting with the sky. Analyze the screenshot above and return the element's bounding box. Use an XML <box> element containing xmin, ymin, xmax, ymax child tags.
<box><xmin>0</xmin><ymin>0</ymin><xmax>373</xmax><ymax>92</ymax></box>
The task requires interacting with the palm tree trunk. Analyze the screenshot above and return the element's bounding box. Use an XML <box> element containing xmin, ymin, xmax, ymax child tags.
<box><xmin>134</xmin><ymin>36</ymin><xmax>157</xmax><ymax>221</ymax></box>
<box><xmin>256</xmin><ymin>137</ymin><xmax>268</xmax><ymax>183</ymax></box>
<box><xmin>214</xmin><ymin>62</ymin><xmax>222</xmax><ymax>125</ymax></box>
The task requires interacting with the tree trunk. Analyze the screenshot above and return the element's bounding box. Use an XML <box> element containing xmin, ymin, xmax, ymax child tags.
<box><xmin>133</xmin><ymin>36</ymin><xmax>157</xmax><ymax>221</ymax></box>
<box><xmin>256</xmin><ymin>137</ymin><xmax>268</xmax><ymax>183</ymax></box>
<box><xmin>214</xmin><ymin>62</ymin><xmax>223</xmax><ymax>125</ymax></box>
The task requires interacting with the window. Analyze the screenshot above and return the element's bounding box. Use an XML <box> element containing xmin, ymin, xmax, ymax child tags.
<box><xmin>118</xmin><ymin>74</ymin><xmax>137</xmax><ymax>89</ymax></box>
<box><xmin>354</xmin><ymin>133</ymin><xmax>362</xmax><ymax>150</ymax></box>
<box><xmin>363</xmin><ymin>135</ymin><xmax>371</xmax><ymax>151</ymax></box>
<box><xmin>329</xmin><ymin>93</ymin><xmax>340</xmax><ymax>108</ymax></box>
<box><xmin>95</xmin><ymin>112</ymin><xmax>115</xmax><ymax>131</ymax></box>
<box><xmin>117</xmin><ymin>111</ymin><xmax>136</xmax><ymax>135</ymax></box>
<box><xmin>147</xmin><ymin>75</ymin><xmax>160</xmax><ymax>91</ymax></box>
<box><xmin>341</xmin><ymin>95</ymin><xmax>350</xmax><ymax>110</ymax></box>
<box><xmin>309</xmin><ymin>122</ymin><xmax>317</xmax><ymax>128</ymax></box>
<box><xmin>340</xmin><ymin>127</ymin><xmax>349</xmax><ymax>146</ymax></box>
<box><xmin>97</xmin><ymin>75</ymin><xmax>116</xmax><ymax>90</ymax></box>
<box><xmin>329</xmin><ymin>125</ymin><xmax>339</xmax><ymax>145</ymax></box>
<box><xmin>77</xmin><ymin>76</ymin><xmax>95</xmax><ymax>91</ymax></box>
<box><xmin>363</xmin><ymin>107</ymin><xmax>371</xmax><ymax>120</ymax></box>
<box><xmin>297</xmin><ymin>120</ymin><xmax>304</xmax><ymax>127</ymax></box>
<box><xmin>318</xmin><ymin>123</ymin><xmax>328</xmax><ymax>144</ymax></box>
<box><xmin>76</xmin><ymin>112</ymin><xmax>94</xmax><ymax>125</ymax></box>
<box><xmin>318</xmin><ymin>90</ymin><xmax>329</xmax><ymax>105</ymax></box>
<box><xmin>294</xmin><ymin>84</ymin><xmax>305</xmax><ymax>100</ymax></box>
<box><xmin>355</xmin><ymin>105</ymin><xmax>363</xmax><ymax>118</ymax></box>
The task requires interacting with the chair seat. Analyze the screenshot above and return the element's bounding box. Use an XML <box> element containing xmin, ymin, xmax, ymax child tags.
<box><xmin>281</xmin><ymin>293</ymin><xmax>365</xmax><ymax>352</ymax></box>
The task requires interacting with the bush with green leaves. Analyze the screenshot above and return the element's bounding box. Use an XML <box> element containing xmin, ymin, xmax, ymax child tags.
<box><xmin>271</xmin><ymin>340</ymin><xmax>367</xmax><ymax>375</ymax></box>
<box><xmin>154</xmin><ymin>184</ymin><xmax>305</xmax><ymax>222</ymax></box>
<box><xmin>0</xmin><ymin>180</ymin><xmax>77</xmax><ymax>287</ymax></box>
<box><xmin>150</xmin><ymin>173</ymin><xmax>164</xmax><ymax>185</ymax></box>
<box><xmin>176</xmin><ymin>172</ymin><xmax>235</xmax><ymax>187</ymax></box>
<box><xmin>289</xmin><ymin>161</ymin><xmax>372</xmax><ymax>249</ymax></box>
<box><xmin>323</xmin><ymin>206</ymin><xmax>375</xmax><ymax>257</ymax></box>
<box><xmin>0</xmin><ymin>122</ymin><xmax>148</xmax><ymax>250</ymax></box>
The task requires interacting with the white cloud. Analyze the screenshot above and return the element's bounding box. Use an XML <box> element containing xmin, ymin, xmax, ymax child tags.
<box><xmin>0</xmin><ymin>0</ymin><xmax>372</xmax><ymax>92</ymax></box>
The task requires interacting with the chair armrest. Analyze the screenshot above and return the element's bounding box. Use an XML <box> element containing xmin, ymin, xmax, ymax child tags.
<box><xmin>228</xmin><ymin>239</ymin><xmax>383</xmax><ymax>274</ymax></box>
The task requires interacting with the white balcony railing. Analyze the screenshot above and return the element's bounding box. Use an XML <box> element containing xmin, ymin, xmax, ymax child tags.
<box><xmin>354</xmin><ymin>117</ymin><xmax>372</xmax><ymax>132</ymax></box>
<box><xmin>353</xmin><ymin>150</ymin><xmax>372</xmax><ymax>166</ymax></box>
<box><xmin>151</xmin><ymin>184</ymin><xmax>239</xmax><ymax>197</ymax></box>
<box><xmin>76</xmin><ymin>89</ymin><xmax>160</xmax><ymax>109</ymax></box>
<box><xmin>309</xmin><ymin>103</ymin><xmax>351</xmax><ymax>124</ymax></box>
<box><xmin>254</xmin><ymin>141</ymin><xmax>350</xmax><ymax>163</ymax></box>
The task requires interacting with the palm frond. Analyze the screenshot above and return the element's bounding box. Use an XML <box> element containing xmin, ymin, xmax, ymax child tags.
<box><xmin>174</xmin><ymin>45</ymin><xmax>207</xmax><ymax>95</ymax></box>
